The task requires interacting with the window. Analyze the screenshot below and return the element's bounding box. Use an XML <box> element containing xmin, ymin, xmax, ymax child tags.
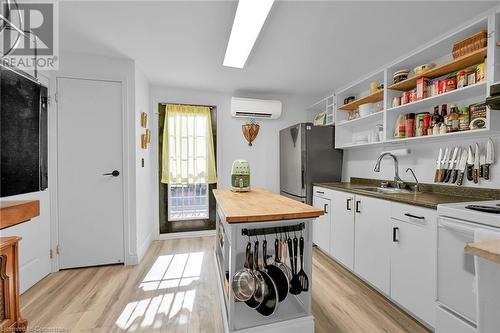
<box><xmin>167</xmin><ymin>184</ymin><xmax>209</xmax><ymax>221</ymax></box>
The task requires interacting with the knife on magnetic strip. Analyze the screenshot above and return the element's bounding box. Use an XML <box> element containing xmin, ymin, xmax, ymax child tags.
<box><xmin>473</xmin><ymin>143</ymin><xmax>480</xmax><ymax>184</ymax></box>
<box><xmin>438</xmin><ymin>147</ymin><xmax>450</xmax><ymax>183</ymax></box>
<box><xmin>444</xmin><ymin>147</ymin><xmax>458</xmax><ymax>183</ymax></box>
<box><xmin>450</xmin><ymin>147</ymin><xmax>462</xmax><ymax>184</ymax></box>
<box><xmin>466</xmin><ymin>146</ymin><xmax>474</xmax><ymax>181</ymax></box>
<box><xmin>456</xmin><ymin>149</ymin><xmax>468</xmax><ymax>186</ymax></box>
<box><xmin>434</xmin><ymin>148</ymin><xmax>443</xmax><ymax>183</ymax></box>
<box><xmin>485</xmin><ymin>138</ymin><xmax>494</xmax><ymax>180</ymax></box>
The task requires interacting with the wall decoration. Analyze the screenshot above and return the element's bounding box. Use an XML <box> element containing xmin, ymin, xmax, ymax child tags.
<box><xmin>141</xmin><ymin>134</ymin><xmax>147</xmax><ymax>149</ymax></box>
<box><xmin>242</xmin><ymin>123</ymin><xmax>260</xmax><ymax>146</ymax></box>
<box><xmin>140</xmin><ymin>112</ymin><xmax>147</xmax><ymax>128</ymax></box>
<box><xmin>146</xmin><ymin>129</ymin><xmax>151</xmax><ymax>144</ymax></box>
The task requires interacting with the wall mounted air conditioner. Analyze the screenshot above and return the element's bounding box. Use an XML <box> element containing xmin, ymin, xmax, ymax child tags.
<box><xmin>231</xmin><ymin>97</ymin><xmax>282</xmax><ymax>119</ymax></box>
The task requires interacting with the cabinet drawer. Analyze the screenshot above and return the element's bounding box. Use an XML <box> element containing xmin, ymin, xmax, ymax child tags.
<box><xmin>436</xmin><ymin>306</ymin><xmax>475</xmax><ymax>333</ymax></box>
<box><xmin>391</xmin><ymin>202</ymin><xmax>436</xmax><ymax>229</ymax></box>
<box><xmin>313</xmin><ymin>186</ymin><xmax>328</xmax><ymax>197</ymax></box>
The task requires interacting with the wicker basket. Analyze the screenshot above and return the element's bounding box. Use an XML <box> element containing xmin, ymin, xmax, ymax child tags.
<box><xmin>452</xmin><ymin>30</ymin><xmax>488</xmax><ymax>59</ymax></box>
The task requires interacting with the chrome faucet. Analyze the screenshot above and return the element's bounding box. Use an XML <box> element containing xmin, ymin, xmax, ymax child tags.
<box><xmin>373</xmin><ymin>152</ymin><xmax>406</xmax><ymax>189</ymax></box>
<box><xmin>406</xmin><ymin>168</ymin><xmax>419</xmax><ymax>192</ymax></box>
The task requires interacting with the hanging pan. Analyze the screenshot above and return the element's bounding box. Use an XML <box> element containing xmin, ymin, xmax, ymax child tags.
<box><xmin>256</xmin><ymin>239</ymin><xmax>279</xmax><ymax>316</ymax></box>
<box><xmin>266</xmin><ymin>238</ymin><xmax>289</xmax><ymax>302</ymax></box>
<box><xmin>231</xmin><ymin>241</ymin><xmax>256</xmax><ymax>302</ymax></box>
<box><xmin>245</xmin><ymin>240</ymin><xmax>265</xmax><ymax>309</ymax></box>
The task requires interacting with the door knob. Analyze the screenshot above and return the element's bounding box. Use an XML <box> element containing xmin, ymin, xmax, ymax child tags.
<box><xmin>103</xmin><ymin>170</ymin><xmax>120</xmax><ymax>177</ymax></box>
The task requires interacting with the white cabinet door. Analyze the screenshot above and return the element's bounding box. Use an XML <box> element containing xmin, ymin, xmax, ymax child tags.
<box><xmin>312</xmin><ymin>195</ymin><xmax>331</xmax><ymax>253</ymax></box>
<box><xmin>330</xmin><ymin>190</ymin><xmax>355</xmax><ymax>269</ymax></box>
<box><xmin>354</xmin><ymin>195</ymin><xmax>391</xmax><ymax>294</ymax></box>
<box><xmin>391</xmin><ymin>217</ymin><xmax>436</xmax><ymax>327</ymax></box>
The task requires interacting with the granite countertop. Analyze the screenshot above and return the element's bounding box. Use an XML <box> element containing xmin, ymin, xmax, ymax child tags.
<box><xmin>314</xmin><ymin>178</ymin><xmax>500</xmax><ymax>210</ymax></box>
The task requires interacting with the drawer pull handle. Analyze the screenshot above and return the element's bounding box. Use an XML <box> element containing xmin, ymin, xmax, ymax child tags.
<box><xmin>393</xmin><ymin>227</ymin><xmax>399</xmax><ymax>242</ymax></box>
<box><xmin>355</xmin><ymin>200</ymin><xmax>361</xmax><ymax>213</ymax></box>
<box><xmin>316</xmin><ymin>191</ymin><xmax>324</xmax><ymax>194</ymax></box>
<box><xmin>324</xmin><ymin>204</ymin><xmax>328</xmax><ymax>214</ymax></box>
<box><xmin>346</xmin><ymin>198</ymin><xmax>352</xmax><ymax>211</ymax></box>
<box><xmin>404</xmin><ymin>213</ymin><xmax>425</xmax><ymax>220</ymax></box>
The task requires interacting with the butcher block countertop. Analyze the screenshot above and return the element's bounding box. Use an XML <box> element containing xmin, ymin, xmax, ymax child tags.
<box><xmin>465</xmin><ymin>239</ymin><xmax>500</xmax><ymax>265</ymax></box>
<box><xmin>212</xmin><ymin>188</ymin><xmax>324</xmax><ymax>223</ymax></box>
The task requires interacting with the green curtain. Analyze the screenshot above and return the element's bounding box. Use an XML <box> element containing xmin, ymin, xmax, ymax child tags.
<box><xmin>161</xmin><ymin>104</ymin><xmax>217</xmax><ymax>184</ymax></box>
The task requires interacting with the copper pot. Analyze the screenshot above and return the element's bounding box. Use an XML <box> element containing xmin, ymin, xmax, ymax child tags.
<box><xmin>242</xmin><ymin>123</ymin><xmax>260</xmax><ymax>146</ymax></box>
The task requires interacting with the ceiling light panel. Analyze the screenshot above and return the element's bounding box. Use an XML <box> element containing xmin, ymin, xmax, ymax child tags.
<box><xmin>223</xmin><ymin>0</ymin><xmax>275</xmax><ymax>69</ymax></box>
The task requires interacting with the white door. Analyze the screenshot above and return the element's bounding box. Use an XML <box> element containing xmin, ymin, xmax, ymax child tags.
<box><xmin>391</xmin><ymin>218</ymin><xmax>436</xmax><ymax>326</ymax></box>
<box><xmin>330</xmin><ymin>190</ymin><xmax>355</xmax><ymax>270</ymax></box>
<box><xmin>354</xmin><ymin>195</ymin><xmax>391</xmax><ymax>294</ymax></box>
<box><xmin>312</xmin><ymin>195</ymin><xmax>331</xmax><ymax>253</ymax></box>
<box><xmin>57</xmin><ymin>77</ymin><xmax>124</xmax><ymax>269</ymax></box>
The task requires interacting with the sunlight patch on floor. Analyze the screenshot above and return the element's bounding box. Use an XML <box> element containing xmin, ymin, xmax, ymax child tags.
<box><xmin>115</xmin><ymin>251</ymin><xmax>204</xmax><ymax>331</ymax></box>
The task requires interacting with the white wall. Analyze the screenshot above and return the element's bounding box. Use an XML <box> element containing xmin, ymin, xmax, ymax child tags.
<box><xmin>150</xmin><ymin>85</ymin><xmax>312</xmax><ymax>232</ymax></box>
<box><xmin>342</xmin><ymin>135</ymin><xmax>500</xmax><ymax>189</ymax></box>
<box><xmin>135</xmin><ymin>66</ymin><xmax>155</xmax><ymax>261</ymax></box>
<box><xmin>0</xmin><ymin>74</ymin><xmax>52</xmax><ymax>293</ymax></box>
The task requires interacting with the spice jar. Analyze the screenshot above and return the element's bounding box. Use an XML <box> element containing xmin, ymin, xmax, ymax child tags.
<box><xmin>457</xmin><ymin>70</ymin><xmax>467</xmax><ymax>89</ymax></box>
<box><xmin>476</xmin><ymin>61</ymin><xmax>486</xmax><ymax>82</ymax></box>
<box><xmin>423</xmin><ymin>114</ymin><xmax>431</xmax><ymax>135</ymax></box>
<box><xmin>394</xmin><ymin>114</ymin><xmax>406</xmax><ymax>138</ymax></box>
<box><xmin>459</xmin><ymin>107</ymin><xmax>470</xmax><ymax>131</ymax></box>
<box><xmin>433</xmin><ymin>124</ymin><xmax>440</xmax><ymax>135</ymax></box>
<box><xmin>444</xmin><ymin>74</ymin><xmax>457</xmax><ymax>92</ymax></box>
<box><xmin>439</xmin><ymin>123</ymin><xmax>448</xmax><ymax>134</ymax></box>
<box><xmin>405</xmin><ymin>113</ymin><xmax>415</xmax><ymax>138</ymax></box>
<box><xmin>448</xmin><ymin>104</ymin><xmax>460</xmax><ymax>132</ymax></box>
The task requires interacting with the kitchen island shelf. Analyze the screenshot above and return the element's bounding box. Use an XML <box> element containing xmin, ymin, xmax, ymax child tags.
<box><xmin>213</xmin><ymin>189</ymin><xmax>321</xmax><ymax>333</ymax></box>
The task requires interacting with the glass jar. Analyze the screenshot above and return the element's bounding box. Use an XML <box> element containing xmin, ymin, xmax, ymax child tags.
<box><xmin>405</xmin><ymin>113</ymin><xmax>415</xmax><ymax>138</ymax></box>
<box><xmin>459</xmin><ymin>107</ymin><xmax>470</xmax><ymax>131</ymax></box>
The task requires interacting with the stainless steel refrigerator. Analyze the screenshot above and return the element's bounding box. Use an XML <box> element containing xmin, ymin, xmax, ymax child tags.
<box><xmin>280</xmin><ymin>123</ymin><xmax>343</xmax><ymax>204</ymax></box>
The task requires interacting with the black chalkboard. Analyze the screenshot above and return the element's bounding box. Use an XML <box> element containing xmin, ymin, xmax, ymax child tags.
<box><xmin>0</xmin><ymin>68</ymin><xmax>41</xmax><ymax>197</ymax></box>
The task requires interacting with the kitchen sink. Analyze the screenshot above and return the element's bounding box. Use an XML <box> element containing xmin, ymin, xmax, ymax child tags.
<box><xmin>355</xmin><ymin>187</ymin><xmax>412</xmax><ymax>194</ymax></box>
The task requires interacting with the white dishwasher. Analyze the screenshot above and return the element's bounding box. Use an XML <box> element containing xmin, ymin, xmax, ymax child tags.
<box><xmin>436</xmin><ymin>200</ymin><xmax>500</xmax><ymax>333</ymax></box>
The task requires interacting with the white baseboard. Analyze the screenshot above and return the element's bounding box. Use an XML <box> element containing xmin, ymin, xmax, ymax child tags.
<box><xmin>137</xmin><ymin>231</ymin><xmax>154</xmax><ymax>264</ymax></box>
<box><xmin>126</xmin><ymin>254</ymin><xmax>138</xmax><ymax>266</ymax></box>
<box><xmin>158</xmin><ymin>229</ymin><xmax>215</xmax><ymax>240</ymax></box>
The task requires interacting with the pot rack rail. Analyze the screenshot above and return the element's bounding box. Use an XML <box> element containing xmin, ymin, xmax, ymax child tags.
<box><xmin>241</xmin><ymin>223</ymin><xmax>305</xmax><ymax>237</ymax></box>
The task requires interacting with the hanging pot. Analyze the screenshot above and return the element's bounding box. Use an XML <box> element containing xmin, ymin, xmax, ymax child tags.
<box><xmin>242</xmin><ymin>123</ymin><xmax>260</xmax><ymax>146</ymax></box>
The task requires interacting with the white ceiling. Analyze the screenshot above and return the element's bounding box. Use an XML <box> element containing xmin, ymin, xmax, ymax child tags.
<box><xmin>60</xmin><ymin>1</ymin><xmax>498</xmax><ymax>97</ymax></box>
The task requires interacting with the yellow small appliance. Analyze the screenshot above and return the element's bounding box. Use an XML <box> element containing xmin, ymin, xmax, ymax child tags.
<box><xmin>231</xmin><ymin>160</ymin><xmax>250</xmax><ymax>192</ymax></box>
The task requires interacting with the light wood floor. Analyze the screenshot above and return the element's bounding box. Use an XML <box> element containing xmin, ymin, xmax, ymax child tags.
<box><xmin>21</xmin><ymin>237</ymin><xmax>429</xmax><ymax>333</ymax></box>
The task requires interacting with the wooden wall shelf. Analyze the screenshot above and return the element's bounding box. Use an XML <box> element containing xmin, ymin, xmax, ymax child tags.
<box><xmin>338</xmin><ymin>89</ymin><xmax>383</xmax><ymax>111</ymax></box>
<box><xmin>0</xmin><ymin>200</ymin><xmax>40</xmax><ymax>230</ymax></box>
<box><xmin>388</xmin><ymin>47</ymin><xmax>487</xmax><ymax>91</ymax></box>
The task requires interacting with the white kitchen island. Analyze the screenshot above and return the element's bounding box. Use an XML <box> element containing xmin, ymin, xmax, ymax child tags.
<box><xmin>213</xmin><ymin>189</ymin><xmax>323</xmax><ymax>333</ymax></box>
